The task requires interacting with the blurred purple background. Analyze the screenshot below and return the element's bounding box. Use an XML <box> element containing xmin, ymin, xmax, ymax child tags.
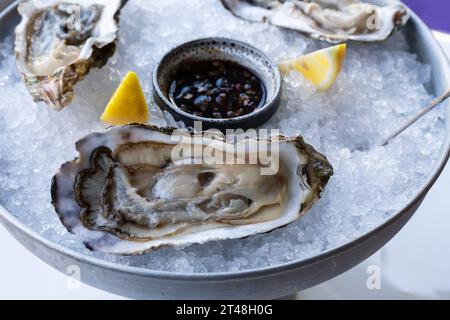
<box><xmin>402</xmin><ymin>0</ymin><xmax>450</xmax><ymax>33</ymax></box>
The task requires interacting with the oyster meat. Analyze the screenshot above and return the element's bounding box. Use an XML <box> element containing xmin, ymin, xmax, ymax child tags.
<box><xmin>15</xmin><ymin>0</ymin><xmax>126</xmax><ymax>110</ymax></box>
<box><xmin>221</xmin><ymin>0</ymin><xmax>409</xmax><ymax>42</ymax></box>
<box><xmin>51</xmin><ymin>125</ymin><xmax>333</xmax><ymax>254</ymax></box>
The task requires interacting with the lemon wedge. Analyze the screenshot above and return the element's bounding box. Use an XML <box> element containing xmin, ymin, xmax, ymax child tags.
<box><xmin>278</xmin><ymin>43</ymin><xmax>347</xmax><ymax>91</ymax></box>
<box><xmin>100</xmin><ymin>71</ymin><xmax>149</xmax><ymax>126</ymax></box>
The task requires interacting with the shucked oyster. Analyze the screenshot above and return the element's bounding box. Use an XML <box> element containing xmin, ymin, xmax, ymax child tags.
<box><xmin>51</xmin><ymin>125</ymin><xmax>333</xmax><ymax>255</ymax></box>
<box><xmin>221</xmin><ymin>0</ymin><xmax>409</xmax><ymax>43</ymax></box>
<box><xmin>15</xmin><ymin>0</ymin><xmax>126</xmax><ymax>110</ymax></box>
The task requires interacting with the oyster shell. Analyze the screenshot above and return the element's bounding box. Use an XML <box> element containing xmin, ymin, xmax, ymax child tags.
<box><xmin>15</xmin><ymin>0</ymin><xmax>126</xmax><ymax>110</ymax></box>
<box><xmin>221</xmin><ymin>0</ymin><xmax>409</xmax><ymax>43</ymax></box>
<box><xmin>51</xmin><ymin>125</ymin><xmax>333</xmax><ymax>255</ymax></box>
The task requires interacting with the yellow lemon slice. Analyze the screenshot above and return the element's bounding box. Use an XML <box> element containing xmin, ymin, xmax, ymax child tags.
<box><xmin>278</xmin><ymin>43</ymin><xmax>347</xmax><ymax>91</ymax></box>
<box><xmin>100</xmin><ymin>71</ymin><xmax>149</xmax><ymax>126</ymax></box>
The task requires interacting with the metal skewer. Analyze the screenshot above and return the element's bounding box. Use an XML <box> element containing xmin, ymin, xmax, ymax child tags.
<box><xmin>120</xmin><ymin>0</ymin><xmax>129</xmax><ymax>9</ymax></box>
<box><xmin>381</xmin><ymin>88</ymin><xmax>450</xmax><ymax>146</ymax></box>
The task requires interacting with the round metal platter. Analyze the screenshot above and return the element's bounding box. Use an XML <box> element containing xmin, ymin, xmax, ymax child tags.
<box><xmin>0</xmin><ymin>0</ymin><xmax>449</xmax><ymax>299</ymax></box>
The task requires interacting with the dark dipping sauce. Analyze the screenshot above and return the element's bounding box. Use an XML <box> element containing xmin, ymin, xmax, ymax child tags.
<box><xmin>169</xmin><ymin>60</ymin><xmax>266</xmax><ymax>119</ymax></box>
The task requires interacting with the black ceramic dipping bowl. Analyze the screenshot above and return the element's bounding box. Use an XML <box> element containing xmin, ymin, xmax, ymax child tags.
<box><xmin>153</xmin><ymin>38</ymin><xmax>282</xmax><ymax>131</ymax></box>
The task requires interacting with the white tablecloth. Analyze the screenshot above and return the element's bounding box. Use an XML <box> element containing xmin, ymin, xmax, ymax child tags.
<box><xmin>1</xmin><ymin>32</ymin><xmax>449</xmax><ymax>300</ymax></box>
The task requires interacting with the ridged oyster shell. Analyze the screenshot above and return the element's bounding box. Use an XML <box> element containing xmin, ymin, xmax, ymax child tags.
<box><xmin>15</xmin><ymin>0</ymin><xmax>126</xmax><ymax>110</ymax></box>
<box><xmin>51</xmin><ymin>125</ymin><xmax>333</xmax><ymax>255</ymax></box>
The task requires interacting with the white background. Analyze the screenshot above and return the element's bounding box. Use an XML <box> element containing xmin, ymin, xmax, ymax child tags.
<box><xmin>0</xmin><ymin>33</ymin><xmax>449</xmax><ymax>300</ymax></box>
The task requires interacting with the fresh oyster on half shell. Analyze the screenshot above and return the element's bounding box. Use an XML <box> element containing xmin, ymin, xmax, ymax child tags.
<box><xmin>221</xmin><ymin>0</ymin><xmax>409</xmax><ymax>43</ymax></box>
<box><xmin>51</xmin><ymin>125</ymin><xmax>333</xmax><ymax>255</ymax></box>
<box><xmin>15</xmin><ymin>0</ymin><xmax>126</xmax><ymax>110</ymax></box>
